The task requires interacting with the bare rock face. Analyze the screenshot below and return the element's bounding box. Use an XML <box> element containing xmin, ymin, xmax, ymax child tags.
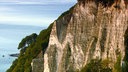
<box><xmin>43</xmin><ymin>0</ymin><xmax>128</xmax><ymax>72</ymax></box>
<box><xmin>31</xmin><ymin>58</ymin><xmax>44</xmax><ymax>72</ymax></box>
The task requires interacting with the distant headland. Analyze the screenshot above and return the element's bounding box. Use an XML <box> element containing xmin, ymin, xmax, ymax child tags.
<box><xmin>9</xmin><ymin>53</ymin><xmax>19</xmax><ymax>57</ymax></box>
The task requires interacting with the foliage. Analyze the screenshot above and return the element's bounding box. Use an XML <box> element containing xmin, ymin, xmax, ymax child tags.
<box><xmin>122</xmin><ymin>61</ymin><xmax>128</xmax><ymax>72</ymax></box>
<box><xmin>18</xmin><ymin>33</ymin><xmax>37</xmax><ymax>50</ymax></box>
<box><xmin>6</xmin><ymin>24</ymin><xmax>53</xmax><ymax>72</ymax></box>
<box><xmin>123</xmin><ymin>28</ymin><xmax>128</xmax><ymax>72</ymax></box>
<box><xmin>6</xmin><ymin>59</ymin><xmax>18</xmax><ymax>72</ymax></box>
<box><xmin>80</xmin><ymin>59</ymin><xmax>112</xmax><ymax>72</ymax></box>
<box><xmin>80</xmin><ymin>57</ymin><xmax>122</xmax><ymax>72</ymax></box>
<box><xmin>113</xmin><ymin>54</ymin><xmax>122</xmax><ymax>72</ymax></box>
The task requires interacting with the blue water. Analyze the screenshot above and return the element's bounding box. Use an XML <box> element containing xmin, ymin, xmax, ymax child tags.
<box><xmin>0</xmin><ymin>24</ymin><xmax>44</xmax><ymax>72</ymax></box>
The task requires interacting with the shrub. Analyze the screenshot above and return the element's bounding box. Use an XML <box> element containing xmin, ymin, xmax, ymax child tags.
<box><xmin>80</xmin><ymin>59</ymin><xmax>112</xmax><ymax>72</ymax></box>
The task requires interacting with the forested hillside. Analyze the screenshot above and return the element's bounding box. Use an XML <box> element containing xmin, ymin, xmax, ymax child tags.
<box><xmin>6</xmin><ymin>24</ymin><xmax>53</xmax><ymax>72</ymax></box>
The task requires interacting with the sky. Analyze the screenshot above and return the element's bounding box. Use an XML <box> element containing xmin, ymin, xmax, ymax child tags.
<box><xmin>0</xmin><ymin>0</ymin><xmax>77</xmax><ymax>27</ymax></box>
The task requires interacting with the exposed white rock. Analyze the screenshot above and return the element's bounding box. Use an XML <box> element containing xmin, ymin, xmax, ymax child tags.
<box><xmin>44</xmin><ymin>54</ymin><xmax>50</xmax><ymax>72</ymax></box>
<box><xmin>43</xmin><ymin>0</ymin><xmax>128</xmax><ymax>72</ymax></box>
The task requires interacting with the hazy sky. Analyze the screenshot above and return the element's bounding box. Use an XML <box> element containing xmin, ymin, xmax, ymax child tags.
<box><xmin>0</xmin><ymin>0</ymin><xmax>76</xmax><ymax>3</ymax></box>
<box><xmin>0</xmin><ymin>0</ymin><xmax>77</xmax><ymax>27</ymax></box>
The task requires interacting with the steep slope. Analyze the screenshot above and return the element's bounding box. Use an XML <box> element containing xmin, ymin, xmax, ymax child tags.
<box><xmin>43</xmin><ymin>0</ymin><xmax>128</xmax><ymax>72</ymax></box>
<box><xmin>7</xmin><ymin>0</ymin><xmax>128</xmax><ymax>72</ymax></box>
<box><xmin>6</xmin><ymin>6</ymin><xmax>74</xmax><ymax>72</ymax></box>
<box><xmin>6</xmin><ymin>24</ymin><xmax>53</xmax><ymax>72</ymax></box>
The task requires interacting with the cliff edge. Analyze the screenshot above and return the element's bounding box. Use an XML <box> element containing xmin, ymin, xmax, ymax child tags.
<box><xmin>43</xmin><ymin>0</ymin><xmax>128</xmax><ymax>72</ymax></box>
<box><xmin>7</xmin><ymin>0</ymin><xmax>128</xmax><ymax>72</ymax></box>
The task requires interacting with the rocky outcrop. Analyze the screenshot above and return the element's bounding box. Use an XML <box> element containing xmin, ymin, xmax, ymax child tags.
<box><xmin>31</xmin><ymin>51</ymin><xmax>44</xmax><ymax>72</ymax></box>
<box><xmin>31</xmin><ymin>58</ymin><xmax>43</xmax><ymax>72</ymax></box>
<box><xmin>43</xmin><ymin>0</ymin><xmax>128</xmax><ymax>72</ymax></box>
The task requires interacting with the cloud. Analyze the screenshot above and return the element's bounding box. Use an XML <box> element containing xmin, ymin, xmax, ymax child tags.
<box><xmin>0</xmin><ymin>15</ymin><xmax>55</xmax><ymax>27</ymax></box>
<box><xmin>16</xmin><ymin>2</ymin><xmax>44</xmax><ymax>4</ymax></box>
<box><xmin>0</xmin><ymin>0</ymin><xmax>76</xmax><ymax>5</ymax></box>
<box><xmin>0</xmin><ymin>0</ymin><xmax>76</xmax><ymax>27</ymax></box>
<box><xmin>0</xmin><ymin>0</ymin><xmax>76</xmax><ymax>2</ymax></box>
<box><xmin>0</xmin><ymin>6</ymin><xmax>13</xmax><ymax>11</ymax></box>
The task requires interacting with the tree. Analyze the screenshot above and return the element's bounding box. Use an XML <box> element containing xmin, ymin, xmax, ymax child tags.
<box><xmin>18</xmin><ymin>33</ymin><xmax>37</xmax><ymax>50</ymax></box>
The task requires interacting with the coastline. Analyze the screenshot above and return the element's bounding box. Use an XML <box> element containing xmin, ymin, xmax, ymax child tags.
<box><xmin>9</xmin><ymin>53</ymin><xmax>19</xmax><ymax>57</ymax></box>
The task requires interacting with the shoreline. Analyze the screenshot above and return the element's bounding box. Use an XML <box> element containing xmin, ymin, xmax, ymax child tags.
<box><xmin>9</xmin><ymin>53</ymin><xmax>19</xmax><ymax>57</ymax></box>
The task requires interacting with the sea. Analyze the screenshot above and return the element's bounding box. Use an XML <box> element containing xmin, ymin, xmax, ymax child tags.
<box><xmin>0</xmin><ymin>24</ymin><xmax>43</xmax><ymax>72</ymax></box>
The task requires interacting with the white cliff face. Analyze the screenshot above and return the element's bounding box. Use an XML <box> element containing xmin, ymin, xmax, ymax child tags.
<box><xmin>44</xmin><ymin>54</ymin><xmax>50</xmax><ymax>72</ymax></box>
<box><xmin>43</xmin><ymin>0</ymin><xmax>128</xmax><ymax>72</ymax></box>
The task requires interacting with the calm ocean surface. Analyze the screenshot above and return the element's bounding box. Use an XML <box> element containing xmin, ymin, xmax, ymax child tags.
<box><xmin>0</xmin><ymin>24</ymin><xmax>43</xmax><ymax>72</ymax></box>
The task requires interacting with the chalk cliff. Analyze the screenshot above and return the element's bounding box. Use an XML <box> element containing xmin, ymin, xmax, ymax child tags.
<box><xmin>43</xmin><ymin>0</ymin><xmax>128</xmax><ymax>72</ymax></box>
